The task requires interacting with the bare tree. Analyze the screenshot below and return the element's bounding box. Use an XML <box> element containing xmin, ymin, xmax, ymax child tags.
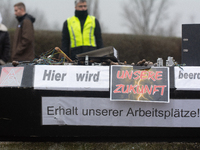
<box><xmin>87</xmin><ymin>0</ymin><xmax>100</xmax><ymax>20</ymax></box>
<box><xmin>87</xmin><ymin>0</ymin><xmax>106</xmax><ymax>33</ymax></box>
<box><xmin>122</xmin><ymin>0</ymin><xmax>175</xmax><ymax>36</ymax></box>
<box><xmin>155</xmin><ymin>15</ymin><xmax>180</xmax><ymax>37</ymax></box>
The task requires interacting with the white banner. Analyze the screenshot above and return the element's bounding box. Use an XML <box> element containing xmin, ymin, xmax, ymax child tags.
<box><xmin>175</xmin><ymin>66</ymin><xmax>200</xmax><ymax>90</ymax></box>
<box><xmin>34</xmin><ymin>65</ymin><xmax>109</xmax><ymax>91</ymax></box>
<box><xmin>42</xmin><ymin>97</ymin><xmax>200</xmax><ymax>127</ymax></box>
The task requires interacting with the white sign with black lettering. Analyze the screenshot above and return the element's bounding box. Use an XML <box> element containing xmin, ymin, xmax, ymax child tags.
<box><xmin>42</xmin><ymin>97</ymin><xmax>200</xmax><ymax>127</ymax></box>
<box><xmin>34</xmin><ymin>65</ymin><xmax>109</xmax><ymax>91</ymax></box>
<box><xmin>175</xmin><ymin>66</ymin><xmax>200</xmax><ymax>90</ymax></box>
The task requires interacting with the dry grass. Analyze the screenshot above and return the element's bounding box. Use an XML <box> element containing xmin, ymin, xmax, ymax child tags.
<box><xmin>1</xmin><ymin>142</ymin><xmax>200</xmax><ymax>150</ymax></box>
<box><xmin>8</xmin><ymin>30</ymin><xmax>181</xmax><ymax>64</ymax></box>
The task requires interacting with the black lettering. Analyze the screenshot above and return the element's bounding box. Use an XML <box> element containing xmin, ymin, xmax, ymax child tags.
<box><xmin>76</xmin><ymin>71</ymin><xmax>100</xmax><ymax>82</ymax></box>
<box><xmin>184</xmin><ymin>73</ymin><xmax>188</xmax><ymax>79</ymax></box>
<box><xmin>126</xmin><ymin>108</ymin><xmax>134</xmax><ymax>116</ymax></box>
<box><xmin>85</xmin><ymin>71</ymin><xmax>89</xmax><ymax>81</ymax></box>
<box><xmin>89</xmin><ymin>109</ymin><xmax>95</xmax><ymax>116</ymax></box>
<box><xmin>51</xmin><ymin>70</ymin><xmax>55</xmax><ymax>81</ymax></box>
<box><xmin>158</xmin><ymin>110</ymin><xmax>163</xmax><ymax>117</ymax></box>
<box><xmin>55</xmin><ymin>73</ymin><xmax>61</xmax><ymax>81</ymax></box>
<box><xmin>76</xmin><ymin>73</ymin><xmax>85</xmax><ymax>81</ymax></box>
<box><xmin>146</xmin><ymin>110</ymin><xmax>151</xmax><ymax>117</ymax></box>
<box><xmin>96</xmin><ymin>109</ymin><xmax>101</xmax><ymax>116</ymax></box>
<box><xmin>184</xmin><ymin>111</ymin><xmax>190</xmax><ymax>117</ymax></box>
<box><xmin>61</xmin><ymin>73</ymin><xmax>67</xmax><ymax>81</ymax></box>
<box><xmin>102</xmin><ymin>109</ymin><xmax>108</xmax><ymax>116</ymax></box>
<box><xmin>189</xmin><ymin>73</ymin><xmax>193</xmax><ymax>79</ymax></box>
<box><xmin>194</xmin><ymin>73</ymin><xmax>197</xmax><ymax>79</ymax></box>
<box><xmin>43</xmin><ymin>70</ymin><xmax>51</xmax><ymax>80</ymax></box>
<box><xmin>179</xmin><ymin>71</ymin><xmax>183</xmax><ymax>79</ymax></box>
<box><xmin>93</xmin><ymin>71</ymin><xmax>100</xmax><ymax>82</ymax></box>
<box><xmin>43</xmin><ymin>70</ymin><xmax>66</xmax><ymax>81</ymax></box>
<box><xmin>82</xmin><ymin>109</ymin><xmax>88</xmax><ymax>116</ymax></box>
<box><xmin>47</xmin><ymin>106</ymin><xmax>54</xmax><ymax>115</ymax></box>
<box><xmin>139</xmin><ymin>108</ymin><xmax>145</xmax><ymax>117</ymax></box>
<box><xmin>89</xmin><ymin>73</ymin><xmax>93</xmax><ymax>81</ymax></box>
<box><xmin>198</xmin><ymin>73</ymin><xmax>200</xmax><ymax>79</ymax></box>
<box><xmin>179</xmin><ymin>71</ymin><xmax>200</xmax><ymax>80</ymax></box>
<box><xmin>190</xmin><ymin>111</ymin><xmax>197</xmax><ymax>118</ymax></box>
<box><xmin>66</xmin><ymin>108</ymin><xmax>72</xmax><ymax>115</ymax></box>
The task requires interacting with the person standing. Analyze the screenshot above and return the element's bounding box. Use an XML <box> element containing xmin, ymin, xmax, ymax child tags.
<box><xmin>62</xmin><ymin>0</ymin><xmax>103</xmax><ymax>60</ymax></box>
<box><xmin>12</xmin><ymin>2</ymin><xmax>35</xmax><ymax>62</ymax></box>
<box><xmin>0</xmin><ymin>12</ymin><xmax>10</xmax><ymax>65</ymax></box>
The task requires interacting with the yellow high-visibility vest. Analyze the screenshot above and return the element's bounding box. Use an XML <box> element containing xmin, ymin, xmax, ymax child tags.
<box><xmin>67</xmin><ymin>15</ymin><xmax>96</xmax><ymax>48</ymax></box>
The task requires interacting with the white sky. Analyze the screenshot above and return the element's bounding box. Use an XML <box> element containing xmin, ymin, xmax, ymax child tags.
<box><xmin>8</xmin><ymin>0</ymin><xmax>200</xmax><ymax>37</ymax></box>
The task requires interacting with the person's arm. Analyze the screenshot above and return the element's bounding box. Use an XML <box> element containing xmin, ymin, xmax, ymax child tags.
<box><xmin>16</xmin><ymin>19</ymin><xmax>34</xmax><ymax>55</ymax></box>
<box><xmin>94</xmin><ymin>18</ymin><xmax>103</xmax><ymax>49</ymax></box>
<box><xmin>2</xmin><ymin>32</ymin><xmax>10</xmax><ymax>62</ymax></box>
<box><xmin>61</xmin><ymin>20</ymin><xmax>70</xmax><ymax>56</ymax></box>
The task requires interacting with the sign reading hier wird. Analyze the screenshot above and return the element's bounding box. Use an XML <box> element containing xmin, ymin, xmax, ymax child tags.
<box><xmin>110</xmin><ymin>66</ymin><xmax>169</xmax><ymax>103</ymax></box>
<box><xmin>34</xmin><ymin>65</ymin><xmax>109</xmax><ymax>91</ymax></box>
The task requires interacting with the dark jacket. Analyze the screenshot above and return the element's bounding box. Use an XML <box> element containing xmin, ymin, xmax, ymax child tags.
<box><xmin>62</xmin><ymin>11</ymin><xmax>103</xmax><ymax>60</ymax></box>
<box><xmin>11</xmin><ymin>13</ymin><xmax>35</xmax><ymax>61</ymax></box>
<box><xmin>0</xmin><ymin>25</ymin><xmax>10</xmax><ymax>62</ymax></box>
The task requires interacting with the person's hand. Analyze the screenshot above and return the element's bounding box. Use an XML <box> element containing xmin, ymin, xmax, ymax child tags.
<box><xmin>0</xmin><ymin>59</ymin><xmax>6</xmax><ymax>65</ymax></box>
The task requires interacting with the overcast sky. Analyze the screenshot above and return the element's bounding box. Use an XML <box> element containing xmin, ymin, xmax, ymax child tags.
<box><xmin>7</xmin><ymin>0</ymin><xmax>200</xmax><ymax>37</ymax></box>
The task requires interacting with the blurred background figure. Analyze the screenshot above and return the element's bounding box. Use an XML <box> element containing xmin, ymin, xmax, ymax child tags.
<box><xmin>11</xmin><ymin>2</ymin><xmax>35</xmax><ymax>62</ymax></box>
<box><xmin>61</xmin><ymin>0</ymin><xmax>103</xmax><ymax>60</ymax></box>
<box><xmin>0</xmin><ymin>12</ymin><xmax>10</xmax><ymax>65</ymax></box>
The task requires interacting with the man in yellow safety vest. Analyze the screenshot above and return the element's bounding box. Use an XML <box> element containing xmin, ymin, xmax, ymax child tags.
<box><xmin>61</xmin><ymin>0</ymin><xmax>103</xmax><ymax>60</ymax></box>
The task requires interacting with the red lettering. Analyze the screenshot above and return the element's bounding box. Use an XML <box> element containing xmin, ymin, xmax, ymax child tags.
<box><xmin>117</xmin><ymin>71</ymin><xmax>124</xmax><ymax>79</ymax></box>
<box><xmin>157</xmin><ymin>85</ymin><xmax>166</xmax><ymax>95</ymax></box>
<box><xmin>155</xmin><ymin>71</ymin><xmax>163</xmax><ymax>80</ymax></box>
<box><xmin>114</xmin><ymin>84</ymin><xmax>167</xmax><ymax>96</ymax></box>
<box><xmin>153</xmin><ymin>86</ymin><xmax>159</xmax><ymax>95</ymax></box>
<box><xmin>129</xmin><ymin>85</ymin><xmax>137</xmax><ymax>94</ymax></box>
<box><xmin>124</xmin><ymin>70</ymin><xmax>133</xmax><ymax>79</ymax></box>
<box><xmin>117</xmin><ymin>70</ymin><xmax>133</xmax><ymax>79</ymax></box>
<box><xmin>133</xmin><ymin>71</ymin><xmax>140</xmax><ymax>80</ymax></box>
<box><xmin>137</xmin><ymin>85</ymin><xmax>144</xmax><ymax>94</ymax></box>
<box><xmin>140</xmin><ymin>71</ymin><xmax>148</xmax><ymax>80</ymax></box>
<box><xmin>122</xmin><ymin>85</ymin><xmax>129</xmax><ymax>93</ymax></box>
<box><xmin>153</xmin><ymin>85</ymin><xmax>167</xmax><ymax>95</ymax></box>
<box><xmin>113</xmin><ymin>84</ymin><xmax>123</xmax><ymax>93</ymax></box>
<box><xmin>148</xmin><ymin>71</ymin><xmax>156</xmax><ymax>81</ymax></box>
<box><xmin>118</xmin><ymin>70</ymin><xmax>163</xmax><ymax>81</ymax></box>
<box><xmin>144</xmin><ymin>85</ymin><xmax>153</xmax><ymax>95</ymax></box>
